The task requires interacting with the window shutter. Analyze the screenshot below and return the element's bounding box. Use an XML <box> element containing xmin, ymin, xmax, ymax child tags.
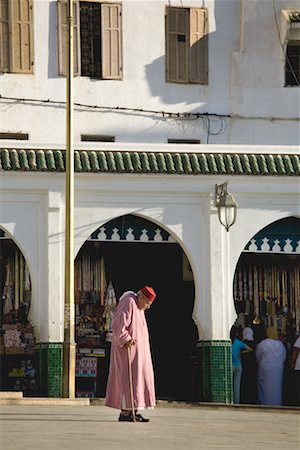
<box><xmin>0</xmin><ymin>0</ymin><xmax>10</xmax><ymax>72</ymax></box>
<box><xmin>101</xmin><ymin>3</ymin><xmax>122</xmax><ymax>80</ymax></box>
<box><xmin>166</xmin><ymin>7</ymin><xmax>189</xmax><ymax>83</ymax></box>
<box><xmin>57</xmin><ymin>0</ymin><xmax>79</xmax><ymax>76</ymax></box>
<box><xmin>189</xmin><ymin>8</ymin><xmax>208</xmax><ymax>84</ymax></box>
<box><xmin>10</xmin><ymin>0</ymin><xmax>33</xmax><ymax>73</ymax></box>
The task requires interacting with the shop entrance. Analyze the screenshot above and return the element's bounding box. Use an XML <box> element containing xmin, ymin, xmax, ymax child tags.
<box><xmin>0</xmin><ymin>228</ymin><xmax>36</xmax><ymax>396</ymax></box>
<box><xmin>233</xmin><ymin>216</ymin><xmax>300</xmax><ymax>405</ymax></box>
<box><xmin>74</xmin><ymin>215</ymin><xmax>198</xmax><ymax>401</ymax></box>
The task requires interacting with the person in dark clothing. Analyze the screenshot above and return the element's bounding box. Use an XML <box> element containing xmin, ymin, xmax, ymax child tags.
<box><xmin>240</xmin><ymin>327</ymin><xmax>258</xmax><ymax>404</ymax></box>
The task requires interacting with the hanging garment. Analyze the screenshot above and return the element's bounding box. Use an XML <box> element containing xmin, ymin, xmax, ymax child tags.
<box><xmin>102</xmin><ymin>281</ymin><xmax>117</xmax><ymax>331</ymax></box>
<box><xmin>105</xmin><ymin>291</ymin><xmax>156</xmax><ymax>410</ymax></box>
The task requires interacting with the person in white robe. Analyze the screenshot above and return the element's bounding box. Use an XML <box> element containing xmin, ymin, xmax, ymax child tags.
<box><xmin>255</xmin><ymin>326</ymin><xmax>286</xmax><ymax>406</ymax></box>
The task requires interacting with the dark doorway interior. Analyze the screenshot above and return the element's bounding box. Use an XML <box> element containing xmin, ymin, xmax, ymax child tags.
<box><xmin>78</xmin><ymin>240</ymin><xmax>198</xmax><ymax>400</ymax></box>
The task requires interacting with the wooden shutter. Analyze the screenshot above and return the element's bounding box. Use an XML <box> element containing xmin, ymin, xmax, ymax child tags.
<box><xmin>189</xmin><ymin>8</ymin><xmax>208</xmax><ymax>84</ymax></box>
<box><xmin>166</xmin><ymin>7</ymin><xmax>189</xmax><ymax>83</ymax></box>
<box><xmin>10</xmin><ymin>0</ymin><xmax>33</xmax><ymax>73</ymax></box>
<box><xmin>57</xmin><ymin>0</ymin><xmax>79</xmax><ymax>76</ymax></box>
<box><xmin>101</xmin><ymin>3</ymin><xmax>122</xmax><ymax>80</ymax></box>
<box><xmin>0</xmin><ymin>0</ymin><xmax>10</xmax><ymax>71</ymax></box>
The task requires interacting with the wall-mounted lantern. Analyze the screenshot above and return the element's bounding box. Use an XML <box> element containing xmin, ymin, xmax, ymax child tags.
<box><xmin>215</xmin><ymin>181</ymin><xmax>238</xmax><ymax>232</ymax></box>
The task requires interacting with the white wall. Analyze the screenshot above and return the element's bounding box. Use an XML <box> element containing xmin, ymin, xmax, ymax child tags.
<box><xmin>0</xmin><ymin>0</ymin><xmax>299</xmax><ymax>145</ymax></box>
<box><xmin>1</xmin><ymin>169</ymin><xmax>299</xmax><ymax>342</ymax></box>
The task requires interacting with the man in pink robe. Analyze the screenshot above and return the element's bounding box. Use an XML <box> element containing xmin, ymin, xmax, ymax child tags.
<box><xmin>105</xmin><ymin>286</ymin><xmax>156</xmax><ymax>422</ymax></box>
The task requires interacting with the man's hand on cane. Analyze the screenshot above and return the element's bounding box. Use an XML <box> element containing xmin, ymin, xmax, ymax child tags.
<box><xmin>124</xmin><ymin>339</ymin><xmax>136</xmax><ymax>348</ymax></box>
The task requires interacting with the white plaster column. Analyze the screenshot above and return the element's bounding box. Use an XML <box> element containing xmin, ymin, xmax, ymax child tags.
<box><xmin>46</xmin><ymin>190</ymin><xmax>64</xmax><ymax>342</ymax></box>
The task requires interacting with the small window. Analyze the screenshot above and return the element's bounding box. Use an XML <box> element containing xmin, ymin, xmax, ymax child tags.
<box><xmin>0</xmin><ymin>132</ymin><xmax>29</xmax><ymax>140</ymax></box>
<box><xmin>0</xmin><ymin>0</ymin><xmax>34</xmax><ymax>73</ymax></box>
<box><xmin>168</xmin><ymin>139</ymin><xmax>201</xmax><ymax>144</ymax></box>
<box><xmin>285</xmin><ymin>42</ymin><xmax>300</xmax><ymax>86</ymax></box>
<box><xmin>81</xmin><ymin>134</ymin><xmax>115</xmax><ymax>142</ymax></box>
<box><xmin>165</xmin><ymin>7</ymin><xmax>208</xmax><ymax>84</ymax></box>
<box><xmin>57</xmin><ymin>0</ymin><xmax>122</xmax><ymax>80</ymax></box>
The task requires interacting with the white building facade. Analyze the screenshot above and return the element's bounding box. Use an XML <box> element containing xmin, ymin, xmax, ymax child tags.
<box><xmin>0</xmin><ymin>0</ymin><xmax>299</xmax><ymax>402</ymax></box>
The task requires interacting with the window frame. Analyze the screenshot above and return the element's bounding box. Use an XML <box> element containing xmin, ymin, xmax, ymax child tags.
<box><xmin>0</xmin><ymin>0</ymin><xmax>34</xmax><ymax>74</ymax></box>
<box><xmin>57</xmin><ymin>0</ymin><xmax>122</xmax><ymax>80</ymax></box>
<box><xmin>165</xmin><ymin>6</ymin><xmax>208</xmax><ymax>85</ymax></box>
<box><xmin>285</xmin><ymin>40</ymin><xmax>300</xmax><ymax>87</ymax></box>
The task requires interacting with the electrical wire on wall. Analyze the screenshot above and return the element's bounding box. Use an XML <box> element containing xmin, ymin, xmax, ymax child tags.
<box><xmin>0</xmin><ymin>94</ymin><xmax>299</xmax><ymax>144</ymax></box>
<box><xmin>0</xmin><ymin>94</ymin><xmax>230</xmax><ymax>142</ymax></box>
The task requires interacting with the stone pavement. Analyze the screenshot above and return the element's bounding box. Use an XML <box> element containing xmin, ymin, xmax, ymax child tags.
<box><xmin>0</xmin><ymin>403</ymin><xmax>299</xmax><ymax>450</ymax></box>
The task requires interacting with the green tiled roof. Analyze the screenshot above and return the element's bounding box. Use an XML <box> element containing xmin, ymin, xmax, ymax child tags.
<box><xmin>0</xmin><ymin>148</ymin><xmax>299</xmax><ymax>176</ymax></box>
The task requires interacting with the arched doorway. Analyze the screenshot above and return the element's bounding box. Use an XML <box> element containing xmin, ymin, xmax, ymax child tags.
<box><xmin>74</xmin><ymin>214</ymin><xmax>198</xmax><ymax>400</ymax></box>
<box><xmin>0</xmin><ymin>228</ymin><xmax>36</xmax><ymax>395</ymax></box>
<box><xmin>233</xmin><ymin>216</ymin><xmax>300</xmax><ymax>405</ymax></box>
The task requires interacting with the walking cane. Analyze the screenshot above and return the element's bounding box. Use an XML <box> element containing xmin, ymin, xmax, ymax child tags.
<box><xmin>127</xmin><ymin>345</ymin><xmax>136</xmax><ymax>422</ymax></box>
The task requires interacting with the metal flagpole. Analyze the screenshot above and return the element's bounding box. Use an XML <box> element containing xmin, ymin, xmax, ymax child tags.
<box><xmin>62</xmin><ymin>0</ymin><xmax>76</xmax><ymax>398</ymax></box>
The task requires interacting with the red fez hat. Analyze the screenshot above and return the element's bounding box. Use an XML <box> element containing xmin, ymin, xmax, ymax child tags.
<box><xmin>141</xmin><ymin>286</ymin><xmax>156</xmax><ymax>302</ymax></box>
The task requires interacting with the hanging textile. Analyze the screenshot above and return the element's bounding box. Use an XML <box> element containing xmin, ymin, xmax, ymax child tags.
<box><xmin>102</xmin><ymin>281</ymin><xmax>117</xmax><ymax>332</ymax></box>
<box><xmin>100</xmin><ymin>257</ymin><xmax>107</xmax><ymax>306</ymax></box>
<box><xmin>233</xmin><ymin>254</ymin><xmax>300</xmax><ymax>340</ymax></box>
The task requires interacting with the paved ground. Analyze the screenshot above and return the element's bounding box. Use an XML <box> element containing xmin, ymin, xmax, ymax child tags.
<box><xmin>0</xmin><ymin>404</ymin><xmax>299</xmax><ymax>450</ymax></box>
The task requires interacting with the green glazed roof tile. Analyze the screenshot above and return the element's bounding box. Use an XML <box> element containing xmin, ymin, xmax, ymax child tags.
<box><xmin>132</xmin><ymin>152</ymin><xmax>142</xmax><ymax>172</ymax></box>
<box><xmin>90</xmin><ymin>151</ymin><xmax>100</xmax><ymax>171</ymax></box>
<box><xmin>20</xmin><ymin>150</ymin><xmax>30</xmax><ymax>170</ymax></box>
<box><xmin>0</xmin><ymin>149</ymin><xmax>299</xmax><ymax>177</ymax></box>
<box><xmin>164</xmin><ymin>153</ymin><xmax>176</xmax><ymax>173</ymax></box>
<box><xmin>148</xmin><ymin>153</ymin><xmax>159</xmax><ymax>172</ymax></box>
<box><xmin>122</xmin><ymin>152</ymin><xmax>133</xmax><ymax>172</ymax></box>
<box><xmin>157</xmin><ymin>153</ymin><xmax>167</xmax><ymax>173</ymax></box>
<box><xmin>215</xmin><ymin>154</ymin><xmax>227</xmax><ymax>174</ymax></box>
<box><xmin>223</xmin><ymin>154</ymin><xmax>235</xmax><ymax>174</ymax></box>
<box><xmin>282</xmin><ymin>155</ymin><xmax>294</xmax><ymax>175</ymax></box>
<box><xmin>37</xmin><ymin>150</ymin><xmax>47</xmax><ymax>170</ymax></box>
<box><xmin>114</xmin><ymin>152</ymin><xmax>125</xmax><ymax>171</ymax></box>
<box><xmin>140</xmin><ymin>152</ymin><xmax>151</xmax><ymax>172</ymax></box>
<box><xmin>74</xmin><ymin>151</ymin><xmax>82</xmax><ymax>172</ymax></box>
<box><xmin>10</xmin><ymin>149</ymin><xmax>21</xmax><ymax>170</ymax></box>
<box><xmin>291</xmin><ymin>155</ymin><xmax>300</xmax><ymax>175</ymax></box>
<box><xmin>257</xmin><ymin>155</ymin><xmax>269</xmax><ymax>175</ymax></box>
<box><xmin>173</xmin><ymin>153</ymin><xmax>184</xmax><ymax>173</ymax></box>
<box><xmin>2</xmin><ymin>149</ymin><xmax>11</xmax><ymax>170</ymax></box>
<box><xmin>54</xmin><ymin>150</ymin><xmax>65</xmax><ymax>171</ymax></box>
<box><xmin>207</xmin><ymin>154</ymin><xmax>218</xmax><ymax>174</ymax></box>
<box><xmin>46</xmin><ymin>150</ymin><xmax>56</xmax><ymax>171</ymax></box>
<box><xmin>240</xmin><ymin>154</ymin><xmax>252</xmax><ymax>175</ymax></box>
<box><xmin>107</xmin><ymin>151</ymin><xmax>117</xmax><ymax>172</ymax></box>
<box><xmin>274</xmin><ymin>155</ymin><xmax>286</xmax><ymax>175</ymax></box>
<box><xmin>249</xmin><ymin>154</ymin><xmax>260</xmax><ymax>175</ymax></box>
<box><xmin>190</xmin><ymin>154</ymin><xmax>201</xmax><ymax>173</ymax></box>
<box><xmin>232</xmin><ymin>154</ymin><xmax>244</xmax><ymax>174</ymax></box>
<box><xmin>198</xmin><ymin>154</ymin><xmax>210</xmax><ymax>174</ymax></box>
<box><xmin>28</xmin><ymin>150</ymin><xmax>37</xmax><ymax>170</ymax></box>
<box><xmin>98</xmin><ymin>151</ymin><xmax>109</xmax><ymax>172</ymax></box>
<box><xmin>81</xmin><ymin>151</ymin><xmax>91</xmax><ymax>171</ymax></box>
<box><xmin>182</xmin><ymin>153</ymin><xmax>193</xmax><ymax>174</ymax></box>
<box><xmin>266</xmin><ymin>155</ymin><xmax>277</xmax><ymax>175</ymax></box>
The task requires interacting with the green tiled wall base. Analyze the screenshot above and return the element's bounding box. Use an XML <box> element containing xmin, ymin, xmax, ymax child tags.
<box><xmin>197</xmin><ymin>340</ymin><xmax>233</xmax><ymax>404</ymax></box>
<box><xmin>35</xmin><ymin>343</ymin><xmax>63</xmax><ymax>397</ymax></box>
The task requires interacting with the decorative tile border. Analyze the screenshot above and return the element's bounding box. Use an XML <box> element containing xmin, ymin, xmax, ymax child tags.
<box><xmin>35</xmin><ymin>343</ymin><xmax>63</xmax><ymax>397</ymax></box>
<box><xmin>196</xmin><ymin>340</ymin><xmax>232</xmax><ymax>404</ymax></box>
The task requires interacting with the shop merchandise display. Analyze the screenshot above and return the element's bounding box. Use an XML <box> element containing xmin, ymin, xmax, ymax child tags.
<box><xmin>75</xmin><ymin>248</ymin><xmax>116</xmax><ymax>397</ymax></box>
<box><xmin>234</xmin><ymin>254</ymin><xmax>300</xmax><ymax>349</ymax></box>
<box><xmin>0</xmin><ymin>239</ymin><xmax>36</xmax><ymax>395</ymax></box>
